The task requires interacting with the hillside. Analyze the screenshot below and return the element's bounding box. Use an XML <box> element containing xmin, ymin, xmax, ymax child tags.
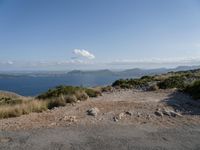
<box><xmin>0</xmin><ymin>68</ymin><xmax>200</xmax><ymax>149</ymax></box>
<box><xmin>0</xmin><ymin>91</ymin><xmax>22</xmax><ymax>99</ymax></box>
<box><xmin>113</xmin><ymin>68</ymin><xmax>200</xmax><ymax>99</ymax></box>
<box><xmin>0</xmin><ymin>68</ymin><xmax>200</xmax><ymax>120</ymax></box>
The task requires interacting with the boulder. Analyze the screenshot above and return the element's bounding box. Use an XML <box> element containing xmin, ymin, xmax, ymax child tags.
<box><xmin>125</xmin><ymin>111</ymin><xmax>133</xmax><ymax>116</ymax></box>
<box><xmin>113</xmin><ymin>117</ymin><xmax>119</xmax><ymax>122</ymax></box>
<box><xmin>137</xmin><ymin>112</ymin><xmax>141</xmax><ymax>117</ymax></box>
<box><xmin>87</xmin><ymin>107</ymin><xmax>100</xmax><ymax>117</ymax></box>
<box><xmin>169</xmin><ymin>111</ymin><xmax>182</xmax><ymax>117</ymax></box>
<box><xmin>162</xmin><ymin>109</ymin><xmax>171</xmax><ymax>116</ymax></box>
<box><xmin>118</xmin><ymin>113</ymin><xmax>125</xmax><ymax>119</ymax></box>
<box><xmin>155</xmin><ymin>109</ymin><xmax>164</xmax><ymax>117</ymax></box>
<box><xmin>163</xmin><ymin>108</ymin><xmax>182</xmax><ymax>117</ymax></box>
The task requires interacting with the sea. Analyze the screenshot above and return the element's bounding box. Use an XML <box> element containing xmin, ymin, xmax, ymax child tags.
<box><xmin>0</xmin><ymin>75</ymin><xmax>119</xmax><ymax>96</ymax></box>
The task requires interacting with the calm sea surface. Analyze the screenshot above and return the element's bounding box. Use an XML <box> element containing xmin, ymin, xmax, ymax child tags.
<box><xmin>0</xmin><ymin>75</ymin><xmax>119</xmax><ymax>96</ymax></box>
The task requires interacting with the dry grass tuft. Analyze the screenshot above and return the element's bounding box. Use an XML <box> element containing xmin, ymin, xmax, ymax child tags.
<box><xmin>0</xmin><ymin>100</ymin><xmax>48</xmax><ymax>119</ymax></box>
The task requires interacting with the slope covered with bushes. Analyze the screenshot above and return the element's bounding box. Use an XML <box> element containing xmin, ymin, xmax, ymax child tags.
<box><xmin>0</xmin><ymin>86</ymin><xmax>102</xmax><ymax>119</ymax></box>
<box><xmin>1</xmin><ymin>68</ymin><xmax>200</xmax><ymax>119</ymax></box>
<box><xmin>184</xmin><ymin>80</ymin><xmax>200</xmax><ymax>100</ymax></box>
<box><xmin>37</xmin><ymin>85</ymin><xmax>101</xmax><ymax>100</ymax></box>
<box><xmin>112</xmin><ymin>69</ymin><xmax>200</xmax><ymax>100</ymax></box>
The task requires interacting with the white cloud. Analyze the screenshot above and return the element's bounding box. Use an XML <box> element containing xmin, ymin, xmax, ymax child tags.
<box><xmin>106</xmin><ymin>57</ymin><xmax>200</xmax><ymax>68</ymax></box>
<box><xmin>73</xmin><ymin>49</ymin><xmax>95</xmax><ymax>59</ymax></box>
<box><xmin>0</xmin><ymin>56</ymin><xmax>200</xmax><ymax>70</ymax></box>
<box><xmin>0</xmin><ymin>61</ymin><xmax>14</xmax><ymax>65</ymax></box>
<box><xmin>194</xmin><ymin>42</ymin><xmax>200</xmax><ymax>48</ymax></box>
<box><xmin>7</xmin><ymin>61</ymin><xmax>14</xmax><ymax>65</ymax></box>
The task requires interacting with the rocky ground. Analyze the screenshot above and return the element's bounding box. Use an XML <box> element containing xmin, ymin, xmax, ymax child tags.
<box><xmin>0</xmin><ymin>89</ymin><xmax>200</xmax><ymax>150</ymax></box>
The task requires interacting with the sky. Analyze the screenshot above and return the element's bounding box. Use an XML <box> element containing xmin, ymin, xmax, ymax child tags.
<box><xmin>0</xmin><ymin>0</ymin><xmax>200</xmax><ymax>71</ymax></box>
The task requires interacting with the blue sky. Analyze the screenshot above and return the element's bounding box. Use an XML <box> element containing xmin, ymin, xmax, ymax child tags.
<box><xmin>0</xmin><ymin>0</ymin><xmax>200</xmax><ymax>70</ymax></box>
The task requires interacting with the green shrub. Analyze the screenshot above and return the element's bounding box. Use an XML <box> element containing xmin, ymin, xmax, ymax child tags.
<box><xmin>140</xmin><ymin>75</ymin><xmax>155</xmax><ymax>81</ymax></box>
<box><xmin>158</xmin><ymin>76</ymin><xmax>186</xmax><ymax>89</ymax></box>
<box><xmin>148</xmin><ymin>84</ymin><xmax>159</xmax><ymax>91</ymax></box>
<box><xmin>101</xmin><ymin>86</ymin><xmax>113</xmax><ymax>92</ymax></box>
<box><xmin>37</xmin><ymin>85</ymin><xmax>84</xmax><ymax>99</ymax></box>
<box><xmin>37</xmin><ymin>85</ymin><xmax>102</xmax><ymax>101</ymax></box>
<box><xmin>75</xmin><ymin>91</ymin><xmax>89</xmax><ymax>101</ymax></box>
<box><xmin>85</xmin><ymin>88</ymin><xmax>102</xmax><ymax>97</ymax></box>
<box><xmin>184</xmin><ymin>80</ymin><xmax>200</xmax><ymax>100</ymax></box>
<box><xmin>47</xmin><ymin>98</ymin><xmax>66</xmax><ymax>109</ymax></box>
<box><xmin>112</xmin><ymin>76</ymin><xmax>155</xmax><ymax>89</ymax></box>
<box><xmin>0</xmin><ymin>97</ymin><xmax>23</xmax><ymax>106</ymax></box>
<box><xmin>112</xmin><ymin>79</ymin><xmax>132</xmax><ymax>89</ymax></box>
<box><xmin>63</xmin><ymin>95</ymin><xmax>77</xmax><ymax>103</ymax></box>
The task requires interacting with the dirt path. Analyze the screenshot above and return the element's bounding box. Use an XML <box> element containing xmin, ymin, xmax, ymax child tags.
<box><xmin>0</xmin><ymin>124</ymin><xmax>200</xmax><ymax>150</ymax></box>
<box><xmin>0</xmin><ymin>89</ymin><xmax>200</xmax><ymax>149</ymax></box>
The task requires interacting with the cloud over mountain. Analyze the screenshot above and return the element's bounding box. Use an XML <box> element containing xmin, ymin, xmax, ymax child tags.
<box><xmin>73</xmin><ymin>49</ymin><xmax>95</xmax><ymax>59</ymax></box>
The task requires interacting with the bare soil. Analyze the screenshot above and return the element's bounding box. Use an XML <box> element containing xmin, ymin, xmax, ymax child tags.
<box><xmin>0</xmin><ymin>89</ymin><xmax>200</xmax><ymax>150</ymax></box>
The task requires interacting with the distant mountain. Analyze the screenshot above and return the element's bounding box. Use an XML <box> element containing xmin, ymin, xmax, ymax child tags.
<box><xmin>0</xmin><ymin>90</ymin><xmax>22</xmax><ymax>99</ymax></box>
<box><xmin>0</xmin><ymin>65</ymin><xmax>200</xmax><ymax>79</ymax></box>
<box><xmin>118</xmin><ymin>68</ymin><xmax>169</xmax><ymax>78</ymax></box>
<box><xmin>172</xmin><ymin>65</ymin><xmax>200</xmax><ymax>72</ymax></box>
<box><xmin>67</xmin><ymin>69</ymin><xmax>115</xmax><ymax>77</ymax></box>
<box><xmin>67</xmin><ymin>68</ymin><xmax>168</xmax><ymax>79</ymax></box>
<box><xmin>66</xmin><ymin>65</ymin><xmax>200</xmax><ymax>79</ymax></box>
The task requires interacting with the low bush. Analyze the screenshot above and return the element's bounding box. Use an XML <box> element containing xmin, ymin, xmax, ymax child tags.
<box><xmin>75</xmin><ymin>90</ymin><xmax>89</xmax><ymax>101</ymax></box>
<box><xmin>147</xmin><ymin>84</ymin><xmax>159</xmax><ymax>91</ymax></box>
<box><xmin>112</xmin><ymin>76</ymin><xmax>156</xmax><ymax>89</ymax></box>
<box><xmin>37</xmin><ymin>85</ymin><xmax>84</xmax><ymax>99</ymax></box>
<box><xmin>184</xmin><ymin>80</ymin><xmax>200</xmax><ymax>100</ymax></box>
<box><xmin>47</xmin><ymin>98</ymin><xmax>66</xmax><ymax>109</ymax></box>
<box><xmin>85</xmin><ymin>88</ymin><xmax>102</xmax><ymax>97</ymax></box>
<box><xmin>101</xmin><ymin>86</ymin><xmax>113</xmax><ymax>92</ymax></box>
<box><xmin>158</xmin><ymin>76</ymin><xmax>186</xmax><ymax>89</ymax></box>
<box><xmin>0</xmin><ymin>97</ymin><xmax>23</xmax><ymax>106</ymax></box>
<box><xmin>63</xmin><ymin>95</ymin><xmax>77</xmax><ymax>103</ymax></box>
<box><xmin>140</xmin><ymin>75</ymin><xmax>155</xmax><ymax>81</ymax></box>
<box><xmin>37</xmin><ymin>85</ymin><xmax>101</xmax><ymax>100</ymax></box>
<box><xmin>112</xmin><ymin>79</ymin><xmax>131</xmax><ymax>89</ymax></box>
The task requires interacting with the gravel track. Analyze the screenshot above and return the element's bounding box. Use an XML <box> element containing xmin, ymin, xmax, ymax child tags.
<box><xmin>0</xmin><ymin>89</ymin><xmax>200</xmax><ymax>150</ymax></box>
